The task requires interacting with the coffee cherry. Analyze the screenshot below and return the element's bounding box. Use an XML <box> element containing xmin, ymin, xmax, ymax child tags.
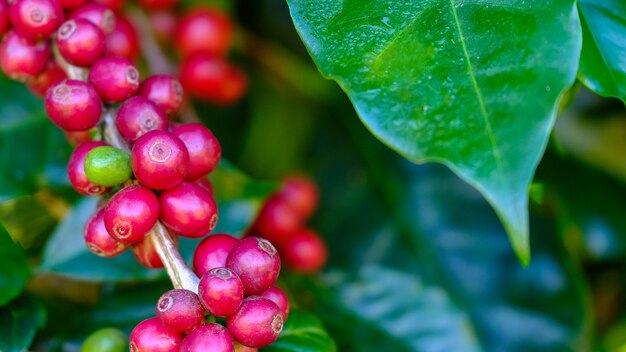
<box><xmin>129</xmin><ymin>317</ymin><xmax>183</xmax><ymax>352</ymax></box>
<box><xmin>116</xmin><ymin>96</ymin><xmax>168</xmax><ymax>144</ymax></box>
<box><xmin>138</xmin><ymin>75</ymin><xmax>183</xmax><ymax>116</ymax></box>
<box><xmin>56</xmin><ymin>19</ymin><xmax>105</xmax><ymax>67</ymax></box>
<box><xmin>180</xmin><ymin>323</ymin><xmax>234</xmax><ymax>352</ymax></box>
<box><xmin>94</xmin><ymin>0</ymin><xmax>123</xmax><ymax>12</ymax></box>
<box><xmin>198</xmin><ymin>267</ymin><xmax>244</xmax><ymax>317</ymax></box>
<box><xmin>0</xmin><ymin>31</ymin><xmax>50</xmax><ymax>81</ymax></box>
<box><xmin>226</xmin><ymin>237</ymin><xmax>281</xmax><ymax>295</ymax></box>
<box><xmin>131</xmin><ymin>130</ymin><xmax>189</xmax><ymax>190</ymax></box>
<box><xmin>0</xmin><ymin>0</ymin><xmax>10</xmax><ymax>36</ymax></box>
<box><xmin>172</xmin><ymin>123</ymin><xmax>220</xmax><ymax>180</ymax></box>
<box><xmin>277</xmin><ymin>176</ymin><xmax>318</xmax><ymax>221</ymax></box>
<box><xmin>132</xmin><ymin>233</ymin><xmax>178</xmax><ymax>268</ymax></box>
<box><xmin>281</xmin><ymin>228</ymin><xmax>327</xmax><ymax>273</ymax></box>
<box><xmin>64</xmin><ymin>130</ymin><xmax>92</xmax><ymax>146</ymax></box>
<box><xmin>68</xmin><ymin>141</ymin><xmax>111</xmax><ymax>196</ymax></box>
<box><xmin>88</xmin><ymin>56</ymin><xmax>139</xmax><ymax>103</ymax></box>
<box><xmin>84</xmin><ymin>208</ymin><xmax>128</xmax><ymax>257</ymax></box>
<box><xmin>138</xmin><ymin>0</ymin><xmax>176</xmax><ymax>11</ymax></box>
<box><xmin>70</xmin><ymin>3</ymin><xmax>115</xmax><ymax>34</ymax></box>
<box><xmin>159</xmin><ymin>182</ymin><xmax>218</xmax><ymax>237</ymax></box>
<box><xmin>8</xmin><ymin>0</ymin><xmax>64</xmax><ymax>40</ymax></box>
<box><xmin>260</xmin><ymin>286</ymin><xmax>289</xmax><ymax>319</ymax></box>
<box><xmin>234</xmin><ymin>342</ymin><xmax>258</xmax><ymax>352</ymax></box>
<box><xmin>175</xmin><ymin>8</ymin><xmax>232</xmax><ymax>57</ymax></box>
<box><xmin>57</xmin><ymin>0</ymin><xmax>86</xmax><ymax>10</ymax></box>
<box><xmin>104</xmin><ymin>185</ymin><xmax>159</xmax><ymax>244</ymax></box>
<box><xmin>149</xmin><ymin>10</ymin><xmax>176</xmax><ymax>43</ymax></box>
<box><xmin>156</xmin><ymin>289</ymin><xmax>204</xmax><ymax>333</ymax></box>
<box><xmin>179</xmin><ymin>54</ymin><xmax>247</xmax><ymax>105</ymax></box>
<box><xmin>27</xmin><ymin>60</ymin><xmax>66</xmax><ymax>97</ymax></box>
<box><xmin>84</xmin><ymin>146</ymin><xmax>132</xmax><ymax>186</ymax></box>
<box><xmin>251</xmin><ymin>197</ymin><xmax>300</xmax><ymax>245</ymax></box>
<box><xmin>106</xmin><ymin>15</ymin><xmax>139</xmax><ymax>60</ymax></box>
<box><xmin>80</xmin><ymin>328</ymin><xmax>127</xmax><ymax>352</ymax></box>
<box><xmin>192</xmin><ymin>233</ymin><xmax>239</xmax><ymax>277</ymax></box>
<box><xmin>45</xmin><ymin>79</ymin><xmax>102</xmax><ymax>131</ymax></box>
<box><xmin>227</xmin><ymin>297</ymin><xmax>284</xmax><ymax>348</ymax></box>
<box><xmin>195</xmin><ymin>178</ymin><xmax>213</xmax><ymax>196</ymax></box>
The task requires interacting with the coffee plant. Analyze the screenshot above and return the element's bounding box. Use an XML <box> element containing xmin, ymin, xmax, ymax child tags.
<box><xmin>1</xmin><ymin>0</ymin><xmax>626</xmax><ymax>351</ymax></box>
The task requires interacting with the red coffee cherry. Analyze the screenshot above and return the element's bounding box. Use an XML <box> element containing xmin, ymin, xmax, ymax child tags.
<box><xmin>138</xmin><ymin>0</ymin><xmax>176</xmax><ymax>11</ymax></box>
<box><xmin>226</xmin><ymin>237</ymin><xmax>281</xmax><ymax>295</ymax></box>
<box><xmin>88</xmin><ymin>57</ymin><xmax>140</xmax><ymax>103</ymax></box>
<box><xmin>116</xmin><ymin>96</ymin><xmax>168</xmax><ymax>144</ymax></box>
<box><xmin>8</xmin><ymin>0</ymin><xmax>64</xmax><ymax>40</ymax></box>
<box><xmin>179</xmin><ymin>54</ymin><xmax>247</xmax><ymax>105</ymax></box>
<box><xmin>0</xmin><ymin>31</ymin><xmax>50</xmax><ymax>81</ymax></box>
<box><xmin>131</xmin><ymin>130</ymin><xmax>189</xmax><ymax>190</ymax></box>
<box><xmin>180</xmin><ymin>323</ymin><xmax>234</xmax><ymax>352</ymax></box>
<box><xmin>276</xmin><ymin>176</ymin><xmax>318</xmax><ymax>221</ymax></box>
<box><xmin>156</xmin><ymin>289</ymin><xmax>204</xmax><ymax>333</ymax></box>
<box><xmin>0</xmin><ymin>0</ymin><xmax>10</xmax><ymax>36</ymax></box>
<box><xmin>198</xmin><ymin>267</ymin><xmax>244</xmax><ymax>317</ymax></box>
<box><xmin>172</xmin><ymin>123</ymin><xmax>220</xmax><ymax>180</ymax></box>
<box><xmin>227</xmin><ymin>297</ymin><xmax>284</xmax><ymax>348</ymax></box>
<box><xmin>260</xmin><ymin>286</ymin><xmax>289</xmax><ymax>319</ymax></box>
<box><xmin>251</xmin><ymin>196</ymin><xmax>300</xmax><ymax>245</ymax></box>
<box><xmin>104</xmin><ymin>184</ymin><xmax>159</xmax><ymax>244</ymax></box>
<box><xmin>139</xmin><ymin>75</ymin><xmax>183</xmax><ymax>116</ymax></box>
<box><xmin>281</xmin><ymin>228</ymin><xmax>327</xmax><ymax>273</ymax></box>
<box><xmin>234</xmin><ymin>342</ymin><xmax>258</xmax><ymax>352</ymax></box>
<box><xmin>195</xmin><ymin>178</ymin><xmax>213</xmax><ymax>196</ymax></box>
<box><xmin>192</xmin><ymin>233</ymin><xmax>239</xmax><ymax>277</ymax></box>
<box><xmin>26</xmin><ymin>60</ymin><xmax>66</xmax><ymax>97</ymax></box>
<box><xmin>67</xmin><ymin>141</ymin><xmax>110</xmax><ymax>196</ymax></box>
<box><xmin>149</xmin><ymin>10</ymin><xmax>176</xmax><ymax>43</ymax></box>
<box><xmin>84</xmin><ymin>207</ymin><xmax>128</xmax><ymax>257</ymax></box>
<box><xmin>57</xmin><ymin>0</ymin><xmax>86</xmax><ymax>10</ymax></box>
<box><xmin>70</xmin><ymin>3</ymin><xmax>115</xmax><ymax>34</ymax></box>
<box><xmin>131</xmin><ymin>234</ymin><xmax>179</xmax><ymax>268</ymax></box>
<box><xmin>130</xmin><ymin>317</ymin><xmax>183</xmax><ymax>352</ymax></box>
<box><xmin>106</xmin><ymin>15</ymin><xmax>139</xmax><ymax>60</ymax></box>
<box><xmin>175</xmin><ymin>8</ymin><xmax>232</xmax><ymax>57</ymax></box>
<box><xmin>94</xmin><ymin>0</ymin><xmax>123</xmax><ymax>12</ymax></box>
<box><xmin>159</xmin><ymin>182</ymin><xmax>218</xmax><ymax>238</ymax></box>
<box><xmin>45</xmin><ymin>79</ymin><xmax>102</xmax><ymax>132</ymax></box>
<box><xmin>56</xmin><ymin>19</ymin><xmax>105</xmax><ymax>67</ymax></box>
<box><xmin>64</xmin><ymin>130</ymin><xmax>92</xmax><ymax>146</ymax></box>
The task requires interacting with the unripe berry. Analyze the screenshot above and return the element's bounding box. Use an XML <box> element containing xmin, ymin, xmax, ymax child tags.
<box><xmin>84</xmin><ymin>208</ymin><xmax>128</xmax><ymax>257</ymax></box>
<box><xmin>27</xmin><ymin>60</ymin><xmax>66</xmax><ymax>97</ymax></box>
<box><xmin>138</xmin><ymin>75</ymin><xmax>183</xmax><ymax>116</ymax></box>
<box><xmin>175</xmin><ymin>8</ymin><xmax>232</xmax><ymax>57</ymax></box>
<box><xmin>80</xmin><ymin>327</ymin><xmax>127</xmax><ymax>352</ymax></box>
<box><xmin>56</xmin><ymin>19</ymin><xmax>105</xmax><ymax>67</ymax></box>
<box><xmin>159</xmin><ymin>182</ymin><xmax>218</xmax><ymax>237</ymax></box>
<box><xmin>149</xmin><ymin>10</ymin><xmax>176</xmax><ymax>43</ymax></box>
<box><xmin>251</xmin><ymin>197</ymin><xmax>300</xmax><ymax>245</ymax></box>
<box><xmin>84</xmin><ymin>146</ymin><xmax>132</xmax><ymax>186</ymax></box>
<box><xmin>277</xmin><ymin>176</ymin><xmax>318</xmax><ymax>221</ymax></box>
<box><xmin>281</xmin><ymin>228</ymin><xmax>327</xmax><ymax>273</ymax></box>
<box><xmin>193</xmin><ymin>233</ymin><xmax>239</xmax><ymax>277</ymax></box>
<box><xmin>88</xmin><ymin>56</ymin><xmax>139</xmax><ymax>103</ymax></box>
<box><xmin>0</xmin><ymin>0</ymin><xmax>10</xmax><ymax>36</ymax></box>
<box><xmin>116</xmin><ymin>96</ymin><xmax>168</xmax><ymax>144</ymax></box>
<box><xmin>106</xmin><ymin>15</ymin><xmax>139</xmax><ymax>60</ymax></box>
<box><xmin>260</xmin><ymin>286</ymin><xmax>289</xmax><ymax>319</ymax></box>
<box><xmin>226</xmin><ymin>237</ymin><xmax>281</xmax><ymax>295</ymax></box>
<box><xmin>227</xmin><ymin>297</ymin><xmax>284</xmax><ymax>348</ymax></box>
<box><xmin>180</xmin><ymin>323</ymin><xmax>234</xmax><ymax>352</ymax></box>
<box><xmin>70</xmin><ymin>3</ymin><xmax>115</xmax><ymax>34</ymax></box>
<box><xmin>45</xmin><ymin>79</ymin><xmax>102</xmax><ymax>132</ymax></box>
<box><xmin>131</xmin><ymin>130</ymin><xmax>189</xmax><ymax>190</ymax></box>
<box><xmin>129</xmin><ymin>317</ymin><xmax>183</xmax><ymax>352</ymax></box>
<box><xmin>179</xmin><ymin>54</ymin><xmax>247</xmax><ymax>105</ymax></box>
<box><xmin>198</xmin><ymin>267</ymin><xmax>244</xmax><ymax>317</ymax></box>
<box><xmin>156</xmin><ymin>289</ymin><xmax>204</xmax><ymax>333</ymax></box>
<box><xmin>0</xmin><ymin>31</ymin><xmax>50</xmax><ymax>81</ymax></box>
<box><xmin>234</xmin><ymin>342</ymin><xmax>258</xmax><ymax>352</ymax></box>
<box><xmin>8</xmin><ymin>0</ymin><xmax>64</xmax><ymax>40</ymax></box>
<box><xmin>172</xmin><ymin>123</ymin><xmax>220</xmax><ymax>180</ymax></box>
<box><xmin>104</xmin><ymin>185</ymin><xmax>159</xmax><ymax>244</ymax></box>
<box><xmin>67</xmin><ymin>141</ymin><xmax>111</xmax><ymax>196</ymax></box>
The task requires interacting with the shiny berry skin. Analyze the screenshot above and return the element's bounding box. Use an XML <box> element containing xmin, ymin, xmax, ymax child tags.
<box><xmin>172</xmin><ymin>123</ymin><xmax>220</xmax><ymax>180</ymax></box>
<box><xmin>116</xmin><ymin>96</ymin><xmax>168</xmax><ymax>144</ymax></box>
<box><xmin>84</xmin><ymin>208</ymin><xmax>128</xmax><ymax>257</ymax></box>
<box><xmin>281</xmin><ymin>228</ymin><xmax>327</xmax><ymax>273</ymax></box>
<box><xmin>195</xmin><ymin>178</ymin><xmax>213</xmax><ymax>196</ymax></box>
<box><xmin>260</xmin><ymin>286</ymin><xmax>289</xmax><ymax>319</ymax></box>
<box><xmin>277</xmin><ymin>176</ymin><xmax>318</xmax><ymax>221</ymax></box>
<box><xmin>227</xmin><ymin>297</ymin><xmax>284</xmax><ymax>348</ymax></box>
<box><xmin>88</xmin><ymin>57</ymin><xmax>140</xmax><ymax>103</ymax></box>
<box><xmin>226</xmin><ymin>237</ymin><xmax>281</xmax><ymax>295</ymax></box>
<box><xmin>70</xmin><ymin>3</ymin><xmax>115</xmax><ymax>34</ymax></box>
<box><xmin>80</xmin><ymin>327</ymin><xmax>127</xmax><ymax>352</ymax></box>
<box><xmin>0</xmin><ymin>31</ymin><xmax>50</xmax><ymax>81</ymax></box>
<box><xmin>104</xmin><ymin>185</ymin><xmax>159</xmax><ymax>244</ymax></box>
<box><xmin>138</xmin><ymin>75</ymin><xmax>183</xmax><ymax>116</ymax></box>
<box><xmin>192</xmin><ymin>233</ymin><xmax>239</xmax><ymax>277</ymax></box>
<box><xmin>198</xmin><ymin>267</ymin><xmax>244</xmax><ymax>317</ymax></box>
<box><xmin>8</xmin><ymin>0</ymin><xmax>64</xmax><ymax>40</ymax></box>
<box><xmin>175</xmin><ymin>8</ymin><xmax>232</xmax><ymax>57</ymax></box>
<box><xmin>84</xmin><ymin>146</ymin><xmax>132</xmax><ymax>186</ymax></box>
<box><xmin>180</xmin><ymin>323</ymin><xmax>234</xmax><ymax>352</ymax></box>
<box><xmin>132</xmin><ymin>234</ymin><xmax>177</xmax><ymax>269</ymax></box>
<box><xmin>234</xmin><ymin>342</ymin><xmax>258</xmax><ymax>352</ymax></box>
<box><xmin>67</xmin><ymin>141</ymin><xmax>110</xmax><ymax>196</ymax></box>
<box><xmin>179</xmin><ymin>54</ymin><xmax>247</xmax><ymax>105</ymax></box>
<box><xmin>57</xmin><ymin>0</ymin><xmax>85</xmax><ymax>10</ymax></box>
<box><xmin>45</xmin><ymin>79</ymin><xmax>102</xmax><ymax>131</ymax></box>
<box><xmin>159</xmin><ymin>182</ymin><xmax>218</xmax><ymax>237</ymax></box>
<box><xmin>132</xmin><ymin>130</ymin><xmax>189</xmax><ymax>190</ymax></box>
<box><xmin>26</xmin><ymin>60</ymin><xmax>66</xmax><ymax>97</ymax></box>
<box><xmin>150</xmin><ymin>10</ymin><xmax>176</xmax><ymax>42</ymax></box>
<box><xmin>0</xmin><ymin>0</ymin><xmax>9</xmax><ymax>36</ymax></box>
<box><xmin>156</xmin><ymin>289</ymin><xmax>204</xmax><ymax>333</ymax></box>
<box><xmin>106</xmin><ymin>15</ymin><xmax>139</xmax><ymax>60</ymax></box>
<box><xmin>56</xmin><ymin>19</ymin><xmax>105</xmax><ymax>67</ymax></box>
<box><xmin>129</xmin><ymin>317</ymin><xmax>183</xmax><ymax>352</ymax></box>
<box><xmin>251</xmin><ymin>197</ymin><xmax>300</xmax><ymax>245</ymax></box>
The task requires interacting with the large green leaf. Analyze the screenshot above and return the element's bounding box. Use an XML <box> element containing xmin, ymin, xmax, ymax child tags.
<box><xmin>578</xmin><ymin>0</ymin><xmax>626</xmax><ymax>102</ymax></box>
<box><xmin>286</xmin><ymin>0</ymin><xmax>582</xmax><ymax>263</ymax></box>
<box><xmin>263</xmin><ymin>310</ymin><xmax>337</xmax><ymax>352</ymax></box>
<box><xmin>0</xmin><ymin>295</ymin><xmax>47</xmax><ymax>352</ymax></box>
<box><xmin>0</xmin><ymin>224</ymin><xmax>30</xmax><ymax>306</ymax></box>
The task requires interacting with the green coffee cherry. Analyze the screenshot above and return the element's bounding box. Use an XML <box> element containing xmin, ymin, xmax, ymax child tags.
<box><xmin>80</xmin><ymin>328</ymin><xmax>127</xmax><ymax>352</ymax></box>
<box><xmin>84</xmin><ymin>146</ymin><xmax>132</xmax><ymax>187</ymax></box>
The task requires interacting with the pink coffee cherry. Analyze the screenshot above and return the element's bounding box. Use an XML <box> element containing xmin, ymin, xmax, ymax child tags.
<box><xmin>56</xmin><ymin>18</ymin><xmax>105</xmax><ymax>67</ymax></box>
<box><xmin>226</xmin><ymin>237</ymin><xmax>281</xmax><ymax>295</ymax></box>
<box><xmin>227</xmin><ymin>297</ymin><xmax>284</xmax><ymax>348</ymax></box>
<box><xmin>104</xmin><ymin>185</ymin><xmax>159</xmax><ymax>244</ymax></box>
<box><xmin>180</xmin><ymin>323</ymin><xmax>234</xmax><ymax>352</ymax></box>
<box><xmin>198</xmin><ymin>267</ymin><xmax>244</xmax><ymax>317</ymax></box>
<box><xmin>0</xmin><ymin>0</ymin><xmax>10</xmax><ymax>36</ymax></box>
<box><xmin>67</xmin><ymin>141</ymin><xmax>110</xmax><ymax>196</ymax></box>
<box><xmin>116</xmin><ymin>96</ymin><xmax>168</xmax><ymax>144</ymax></box>
<box><xmin>281</xmin><ymin>227</ymin><xmax>328</xmax><ymax>273</ymax></box>
<box><xmin>26</xmin><ymin>60</ymin><xmax>66</xmax><ymax>97</ymax></box>
<box><xmin>250</xmin><ymin>196</ymin><xmax>300</xmax><ymax>246</ymax></box>
<box><xmin>175</xmin><ymin>8</ymin><xmax>232</xmax><ymax>57</ymax></box>
<box><xmin>159</xmin><ymin>182</ymin><xmax>218</xmax><ymax>237</ymax></box>
<box><xmin>131</xmin><ymin>234</ymin><xmax>179</xmax><ymax>269</ymax></box>
<box><xmin>195</xmin><ymin>178</ymin><xmax>213</xmax><ymax>195</ymax></box>
<box><xmin>8</xmin><ymin>0</ymin><xmax>64</xmax><ymax>40</ymax></box>
<box><xmin>156</xmin><ymin>289</ymin><xmax>204</xmax><ymax>333</ymax></box>
<box><xmin>94</xmin><ymin>0</ymin><xmax>123</xmax><ymax>12</ymax></box>
<box><xmin>260</xmin><ymin>286</ymin><xmax>290</xmax><ymax>319</ymax></box>
<box><xmin>276</xmin><ymin>176</ymin><xmax>319</xmax><ymax>221</ymax></box>
<box><xmin>192</xmin><ymin>233</ymin><xmax>239</xmax><ymax>277</ymax></box>
<box><xmin>172</xmin><ymin>123</ymin><xmax>221</xmax><ymax>180</ymax></box>
<box><xmin>139</xmin><ymin>74</ymin><xmax>184</xmax><ymax>116</ymax></box>
<box><xmin>106</xmin><ymin>15</ymin><xmax>139</xmax><ymax>60</ymax></box>
<box><xmin>84</xmin><ymin>207</ymin><xmax>128</xmax><ymax>257</ymax></box>
<box><xmin>69</xmin><ymin>2</ymin><xmax>115</xmax><ymax>34</ymax></box>
<box><xmin>45</xmin><ymin>79</ymin><xmax>102</xmax><ymax>132</ymax></box>
<box><xmin>130</xmin><ymin>317</ymin><xmax>183</xmax><ymax>352</ymax></box>
<box><xmin>88</xmin><ymin>56</ymin><xmax>140</xmax><ymax>103</ymax></box>
<box><xmin>131</xmin><ymin>130</ymin><xmax>189</xmax><ymax>190</ymax></box>
<box><xmin>57</xmin><ymin>0</ymin><xmax>86</xmax><ymax>10</ymax></box>
<box><xmin>0</xmin><ymin>31</ymin><xmax>50</xmax><ymax>81</ymax></box>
